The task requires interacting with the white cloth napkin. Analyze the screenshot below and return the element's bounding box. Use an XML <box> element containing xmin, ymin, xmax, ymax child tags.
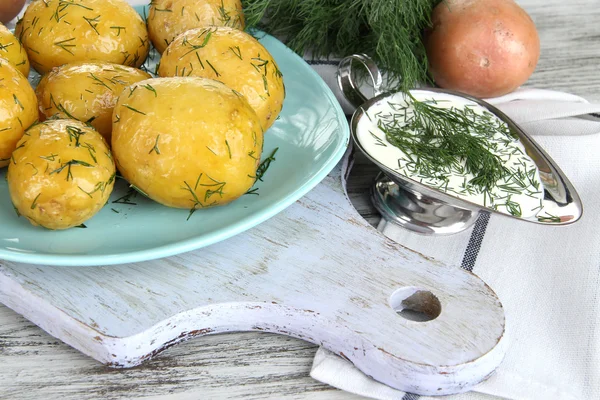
<box><xmin>308</xmin><ymin>65</ymin><xmax>600</xmax><ymax>400</ymax></box>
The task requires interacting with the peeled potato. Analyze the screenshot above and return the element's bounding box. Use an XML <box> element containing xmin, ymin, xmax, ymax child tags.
<box><xmin>148</xmin><ymin>0</ymin><xmax>245</xmax><ymax>54</ymax></box>
<box><xmin>425</xmin><ymin>0</ymin><xmax>540</xmax><ymax>98</ymax></box>
<box><xmin>111</xmin><ymin>77</ymin><xmax>263</xmax><ymax>213</ymax></box>
<box><xmin>0</xmin><ymin>58</ymin><xmax>37</xmax><ymax>168</ymax></box>
<box><xmin>0</xmin><ymin>23</ymin><xmax>29</xmax><ymax>76</ymax></box>
<box><xmin>15</xmin><ymin>0</ymin><xmax>149</xmax><ymax>74</ymax></box>
<box><xmin>7</xmin><ymin>119</ymin><xmax>116</xmax><ymax>230</ymax></box>
<box><xmin>158</xmin><ymin>27</ymin><xmax>284</xmax><ymax>131</ymax></box>
<box><xmin>36</xmin><ymin>62</ymin><xmax>151</xmax><ymax>142</ymax></box>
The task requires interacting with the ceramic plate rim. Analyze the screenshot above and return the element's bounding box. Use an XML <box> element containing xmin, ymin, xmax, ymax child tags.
<box><xmin>0</xmin><ymin>33</ymin><xmax>349</xmax><ymax>267</ymax></box>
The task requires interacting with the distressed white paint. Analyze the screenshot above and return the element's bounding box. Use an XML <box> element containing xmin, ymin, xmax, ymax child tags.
<box><xmin>0</xmin><ymin>152</ymin><xmax>507</xmax><ymax>395</ymax></box>
<box><xmin>1</xmin><ymin>1</ymin><xmax>599</xmax><ymax>399</ymax></box>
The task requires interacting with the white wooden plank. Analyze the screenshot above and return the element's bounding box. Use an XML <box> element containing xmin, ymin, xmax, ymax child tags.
<box><xmin>2</xmin><ymin>1</ymin><xmax>599</xmax><ymax>399</ymax></box>
<box><xmin>0</xmin><ymin>160</ymin><xmax>506</xmax><ymax>395</ymax></box>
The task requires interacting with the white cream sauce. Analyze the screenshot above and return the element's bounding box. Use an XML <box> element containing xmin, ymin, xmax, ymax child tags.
<box><xmin>356</xmin><ymin>91</ymin><xmax>544</xmax><ymax>218</ymax></box>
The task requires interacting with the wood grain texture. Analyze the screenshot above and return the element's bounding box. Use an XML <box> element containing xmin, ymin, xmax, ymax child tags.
<box><xmin>2</xmin><ymin>0</ymin><xmax>600</xmax><ymax>399</ymax></box>
<box><xmin>0</xmin><ymin>306</ymin><xmax>363</xmax><ymax>400</ymax></box>
<box><xmin>0</xmin><ymin>160</ymin><xmax>506</xmax><ymax>395</ymax></box>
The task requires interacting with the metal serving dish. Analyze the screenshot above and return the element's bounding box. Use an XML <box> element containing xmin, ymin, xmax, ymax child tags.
<box><xmin>337</xmin><ymin>54</ymin><xmax>583</xmax><ymax>235</ymax></box>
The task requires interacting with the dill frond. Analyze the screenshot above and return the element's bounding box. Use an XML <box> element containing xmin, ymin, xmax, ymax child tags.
<box><xmin>243</xmin><ymin>0</ymin><xmax>441</xmax><ymax>91</ymax></box>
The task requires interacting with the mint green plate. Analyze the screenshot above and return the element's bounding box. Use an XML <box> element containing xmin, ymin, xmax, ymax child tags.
<box><xmin>0</xmin><ymin>13</ymin><xmax>349</xmax><ymax>266</ymax></box>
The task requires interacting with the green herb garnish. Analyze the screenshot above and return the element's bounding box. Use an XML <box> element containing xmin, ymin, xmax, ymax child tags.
<box><xmin>179</xmin><ymin>30</ymin><xmax>213</xmax><ymax>58</ymax></box>
<box><xmin>371</xmin><ymin>94</ymin><xmax>544</xmax><ymax>218</ymax></box>
<box><xmin>83</xmin><ymin>15</ymin><xmax>100</xmax><ymax>35</ymax></box>
<box><xmin>225</xmin><ymin>140</ymin><xmax>232</xmax><ymax>159</ymax></box>
<box><xmin>255</xmin><ymin>147</ymin><xmax>279</xmax><ymax>182</ymax></box>
<box><xmin>205</xmin><ymin>59</ymin><xmax>220</xmax><ymax>77</ymax></box>
<box><xmin>229</xmin><ymin>46</ymin><xmax>242</xmax><ymax>60</ymax></box>
<box><xmin>13</xmin><ymin>94</ymin><xmax>24</xmax><ymax>111</ymax></box>
<box><xmin>243</xmin><ymin>0</ymin><xmax>439</xmax><ymax>90</ymax></box>
<box><xmin>122</xmin><ymin>104</ymin><xmax>146</xmax><ymax>115</ymax></box>
<box><xmin>54</xmin><ymin>38</ymin><xmax>76</xmax><ymax>55</ymax></box>
<box><xmin>378</xmin><ymin>95</ymin><xmax>510</xmax><ymax>193</ymax></box>
<box><xmin>112</xmin><ymin>188</ymin><xmax>138</xmax><ymax>205</ymax></box>
<box><xmin>49</xmin><ymin>159</ymin><xmax>93</xmax><ymax>181</ymax></box>
<box><xmin>31</xmin><ymin>193</ymin><xmax>41</xmax><ymax>210</ymax></box>
<box><xmin>149</xmin><ymin>135</ymin><xmax>161</xmax><ymax>155</ymax></box>
<box><xmin>143</xmin><ymin>84</ymin><xmax>157</xmax><ymax>97</ymax></box>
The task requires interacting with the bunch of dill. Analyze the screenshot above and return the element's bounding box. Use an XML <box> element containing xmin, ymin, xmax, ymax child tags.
<box><xmin>242</xmin><ymin>0</ymin><xmax>441</xmax><ymax>91</ymax></box>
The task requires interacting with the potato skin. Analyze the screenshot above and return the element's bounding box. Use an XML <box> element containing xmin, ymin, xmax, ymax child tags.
<box><xmin>36</xmin><ymin>62</ymin><xmax>151</xmax><ymax>142</ymax></box>
<box><xmin>0</xmin><ymin>58</ymin><xmax>37</xmax><ymax>168</ymax></box>
<box><xmin>15</xmin><ymin>0</ymin><xmax>149</xmax><ymax>74</ymax></box>
<box><xmin>0</xmin><ymin>0</ymin><xmax>26</xmax><ymax>24</ymax></box>
<box><xmin>425</xmin><ymin>0</ymin><xmax>540</xmax><ymax>98</ymax></box>
<box><xmin>148</xmin><ymin>0</ymin><xmax>245</xmax><ymax>54</ymax></box>
<box><xmin>7</xmin><ymin>119</ymin><xmax>116</xmax><ymax>230</ymax></box>
<box><xmin>0</xmin><ymin>23</ymin><xmax>29</xmax><ymax>77</ymax></box>
<box><xmin>159</xmin><ymin>27</ymin><xmax>284</xmax><ymax>131</ymax></box>
<box><xmin>111</xmin><ymin>77</ymin><xmax>263</xmax><ymax>211</ymax></box>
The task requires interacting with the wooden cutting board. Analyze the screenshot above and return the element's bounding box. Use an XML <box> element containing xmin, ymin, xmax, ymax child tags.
<box><xmin>0</xmin><ymin>153</ymin><xmax>506</xmax><ymax>396</ymax></box>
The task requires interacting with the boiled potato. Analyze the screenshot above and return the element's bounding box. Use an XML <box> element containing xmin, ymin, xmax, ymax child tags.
<box><xmin>36</xmin><ymin>62</ymin><xmax>151</xmax><ymax>142</ymax></box>
<box><xmin>111</xmin><ymin>77</ymin><xmax>263</xmax><ymax>213</ymax></box>
<box><xmin>158</xmin><ymin>27</ymin><xmax>285</xmax><ymax>131</ymax></box>
<box><xmin>7</xmin><ymin>119</ymin><xmax>115</xmax><ymax>230</ymax></box>
<box><xmin>148</xmin><ymin>0</ymin><xmax>245</xmax><ymax>54</ymax></box>
<box><xmin>0</xmin><ymin>58</ymin><xmax>37</xmax><ymax>168</ymax></box>
<box><xmin>15</xmin><ymin>0</ymin><xmax>149</xmax><ymax>74</ymax></box>
<box><xmin>0</xmin><ymin>23</ymin><xmax>29</xmax><ymax>76</ymax></box>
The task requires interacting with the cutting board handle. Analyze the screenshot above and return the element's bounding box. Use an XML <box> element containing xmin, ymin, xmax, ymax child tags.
<box><xmin>0</xmin><ymin>153</ymin><xmax>506</xmax><ymax>396</ymax></box>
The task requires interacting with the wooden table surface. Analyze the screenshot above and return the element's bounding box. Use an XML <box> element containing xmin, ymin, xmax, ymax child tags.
<box><xmin>2</xmin><ymin>1</ymin><xmax>599</xmax><ymax>399</ymax></box>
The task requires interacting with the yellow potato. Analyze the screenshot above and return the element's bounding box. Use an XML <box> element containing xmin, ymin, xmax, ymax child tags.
<box><xmin>111</xmin><ymin>77</ymin><xmax>264</xmax><ymax>214</ymax></box>
<box><xmin>0</xmin><ymin>58</ymin><xmax>37</xmax><ymax>168</ymax></box>
<box><xmin>0</xmin><ymin>23</ymin><xmax>29</xmax><ymax>77</ymax></box>
<box><xmin>36</xmin><ymin>62</ymin><xmax>151</xmax><ymax>142</ymax></box>
<box><xmin>158</xmin><ymin>27</ymin><xmax>285</xmax><ymax>131</ymax></box>
<box><xmin>7</xmin><ymin>119</ymin><xmax>116</xmax><ymax>230</ymax></box>
<box><xmin>148</xmin><ymin>0</ymin><xmax>245</xmax><ymax>54</ymax></box>
<box><xmin>15</xmin><ymin>0</ymin><xmax>149</xmax><ymax>74</ymax></box>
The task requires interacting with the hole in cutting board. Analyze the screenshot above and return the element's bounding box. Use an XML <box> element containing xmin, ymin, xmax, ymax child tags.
<box><xmin>390</xmin><ymin>287</ymin><xmax>441</xmax><ymax>322</ymax></box>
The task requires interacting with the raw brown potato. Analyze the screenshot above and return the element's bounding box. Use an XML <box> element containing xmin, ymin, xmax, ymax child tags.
<box><xmin>36</xmin><ymin>62</ymin><xmax>151</xmax><ymax>142</ymax></box>
<box><xmin>0</xmin><ymin>58</ymin><xmax>37</xmax><ymax>168</ymax></box>
<box><xmin>0</xmin><ymin>23</ymin><xmax>29</xmax><ymax>76</ymax></box>
<box><xmin>158</xmin><ymin>27</ymin><xmax>284</xmax><ymax>131</ymax></box>
<box><xmin>148</xmin><ymin>0</ymin><xmax>245</xmax><ymax>54</ymax></box>
<box><xmin>15</xmin><ymin>0</ymin><xmax>149</xmax><ymax>74</ymax></box>
<box><xmin>7</xmin><ymin>119</ymin><xmax>116</xmax><ymax>230</ymax></box>
<box><xmin>425</xmin><ymin>0</ymin><xmax>540</xmax><ymax>98</ymax></box>
<box><xmin>0</xmin><ymin>0</ymin><xmax>26</xmax><ymax>24</ymax></box>
<box><xmin>111</xmin><ymin>77</ymin><xmax>263</xmax><ymax>213</ymax></box>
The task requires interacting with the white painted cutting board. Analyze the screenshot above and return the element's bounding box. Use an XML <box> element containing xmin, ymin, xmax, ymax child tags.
<box><xmin>0</xmin><ymin>154</ymin><xmax>506</xmax><ymax>396</ymax></box>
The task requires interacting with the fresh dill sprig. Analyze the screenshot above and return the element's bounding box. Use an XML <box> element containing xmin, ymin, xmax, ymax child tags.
<box><xmin>149</xmin><ymin>135</ymin><xmax>161</xmax><ymax>155</ymax></box>
<box><xmin>49</xmin><ymin>159</ymin><xmax>93</xmax><ymax>181</ymax></box>
<box><xmin>370</xmin><ymin>94</ymin><xmax>545</xmax><ymax>218</ymax></box>
<box><xmin>54</xmin><ymin>38</ymin><xmax>76</xmax><ymax>55</ymax></box>
<box><xmin>112</xmin><ymin>187</ymin><xmax>138</xmax><ymax>205</ymax></box>
<box><xmin>179</xmin><ymin>30</ymin><xmax>213</xmax><ymax>58</ymax></box>
<box><xmin>243</xmin><ymin>0</ymin><xmax>440</xmax><ymax>90</ymax></box>
<box><xmin>379</xmin><ymin>95</ymin><xmax>510</xmax><ymax>193</ymax></box>
<box><xmin>244</xmin><ymin>147</ymin><xmax>279</xmax><ymax>195</ymax></box>
<box><xmin>83</xmin><ymin>15</ymin><xmax>100</xmax><ymax>35</ymax></box>
<box><xmin>255</xmin><ymin>147</ymin><xmax>279</xmax><ymax>182</ymax></box>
